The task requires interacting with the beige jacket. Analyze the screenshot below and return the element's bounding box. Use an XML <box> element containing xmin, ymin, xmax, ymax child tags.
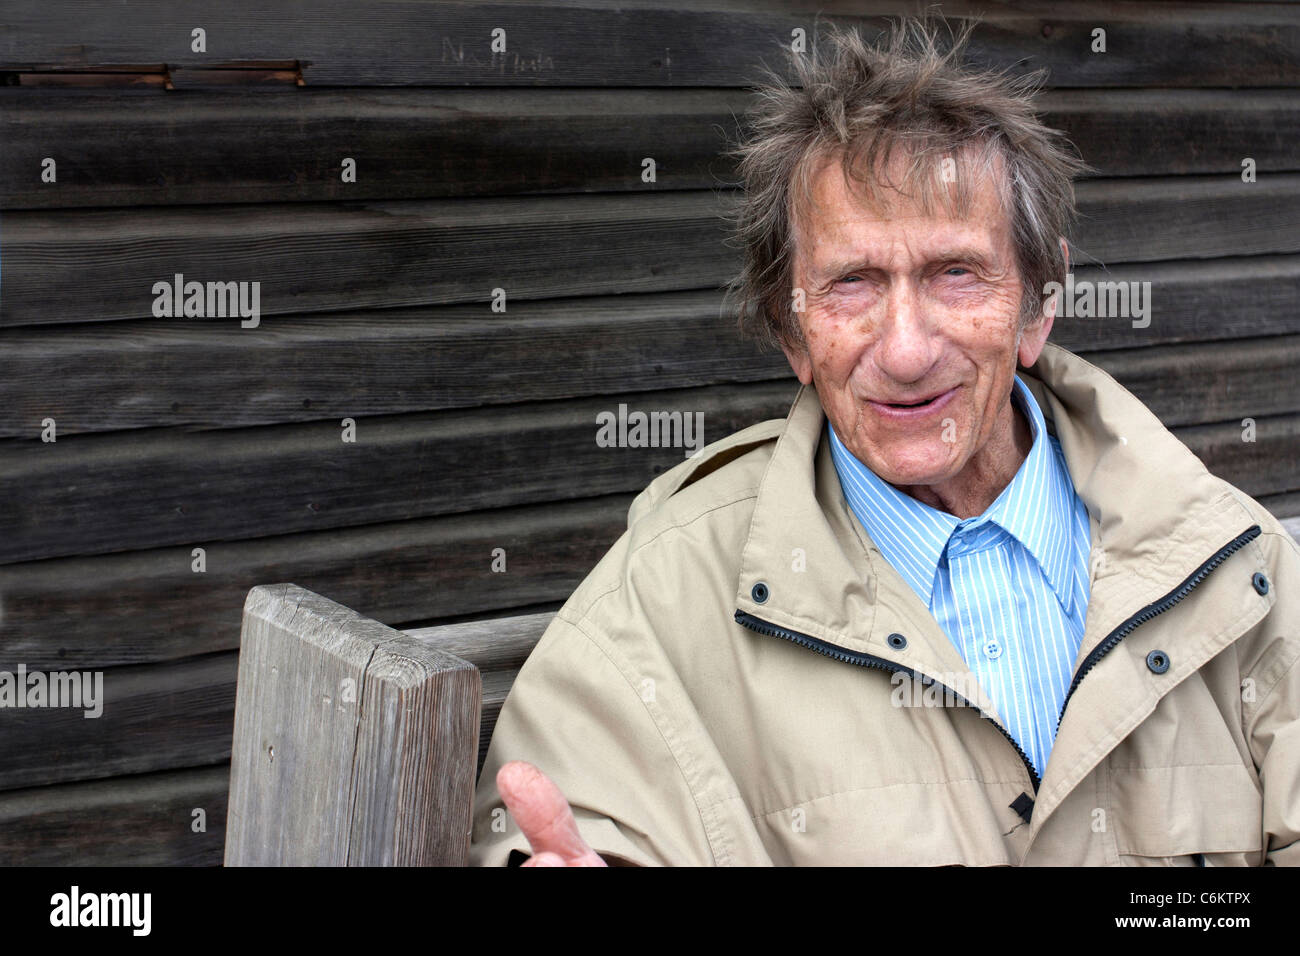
<box><xmin>470</xmin><ymin>343</ymin><xmax>1300</xmax><ymax>865</ymax></box>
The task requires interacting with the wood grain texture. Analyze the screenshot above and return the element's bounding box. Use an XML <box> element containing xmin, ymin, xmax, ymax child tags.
<box><xmin>5</xmin><ymin>260</ymin><xmax>1299</xmax><ymax>437</ymax></box>
<box><xmin>1067</xmin><ymin>175</ymin><xmax>1300</xmax><ymax>266</ymax></box>
<box><xmin>4</xmin><ymin>86</ymin><xmax>1295</xmax><ymax>209</ymax></box>
<box><xmin>2</xmin><ymin>1</ymin><xmax>1296</xmax><ymax>88</ymax></box>
<box><xmin>1176</xmin><ymin>413</ymin><xmax>1300</xmax><ymax>498</ymax></box>
<box><xmin>0</xmin><ymin>87</ymin><xmax>754</xmax><ymax>208</ymax></box>
<box><xmin>1045</xmin><ymin>256</ymin><xmax>1300</xmax><ymax>353</ymax></box>
<box><xmin>404</xmin><ymin>613</ymin><xmax>551</xmax><ymax>774</ymax></box>
<box><xmin>4</xmin><ymin>177</ymin><xmax>1299</xmax><ymax>329</ymax></box>
<box><xmin>0</xmin><ymin>290</ymin><xmax>789</xmax><ymax>436</ymax></box>
<box><xmin>225</xmin><ymin>584</ymin><xmax>480</xmax><ymax>866</ymax></box>
<box><xmin>0</xmin><ymin>191</ymin><xmax>733</xmax><ymax>328</ymax></box>
<box><xmin>0</xmin><ymin>494</ymin><xmax>630</xmax><ymax>670</ymax></box>
<box><xmin>0</xmin><ymin>765</ymin><xmax>228</xmax><ymax>865</ymax></box>
<box><xmin>0</xmin><ymin>654</ymin><xmax>236</xmax><ymax>791</ymax></box>
<box><xmin>1035</xmin><ymin>89</ymin><xmax>1300</xmax><ymax>179</ymax></box>
<box><xmin>1261</xmin><ymin>490</ymin><xmax>1300</xmax><ymax>521</ymax></box>
<box><xmin>1084</xmin><ymin>334</ymin><xmax>1300</xmax><ymax>428</ymax></box>
<box><xmin>1</xmin><ymin>381</ymin><xmax>799</xmax><ymax>564</ymax></box>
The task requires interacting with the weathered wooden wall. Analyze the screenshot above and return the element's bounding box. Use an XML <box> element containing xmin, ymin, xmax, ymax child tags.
<box><xmin>1</xmin><ymin>0</ymin><xmax>1298</xmax><ymax>864</ymax></box>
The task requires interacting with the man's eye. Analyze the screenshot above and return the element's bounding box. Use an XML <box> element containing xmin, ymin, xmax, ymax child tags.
<box><xmin>945</xmin><ymin>267</ymin><xmax>969</xmax><ymax>276</ymax></box>
<box><xmin>838</xmin><ymin>275</ymin><xmax>861</xmax><ymax>284</ymax></box>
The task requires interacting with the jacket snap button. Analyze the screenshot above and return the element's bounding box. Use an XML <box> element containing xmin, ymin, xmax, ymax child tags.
<box><xmin>887</xmin><ymin>633</ymin><xmax>907</xmax><ymax>650</ymax></box>
<box><xmin>751</xmin><ymin>582</ymin><xmax>769</xmax><ymax>603</ymax></box>
<box><xmin>1252</xmin><ymin>572</ymin><xmax>1269</xmax><ymax>595</ymax></box>
<box><xmin>1146</xmin><ymin>650</ymin><xmax>1170</xmax><ymax>674</ymax></box>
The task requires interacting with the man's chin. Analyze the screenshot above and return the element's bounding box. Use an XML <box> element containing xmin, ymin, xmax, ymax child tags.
<box><xmin>862</xmin><ymin>447</ymin><xmax>962</xmax><ymax>489</ymax></box>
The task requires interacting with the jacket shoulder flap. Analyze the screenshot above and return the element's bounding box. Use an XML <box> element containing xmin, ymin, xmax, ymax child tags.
<box><xmin>625</xmin><ymin>417</ymin><xmax>784</xmax><ymax>528</ymax></box>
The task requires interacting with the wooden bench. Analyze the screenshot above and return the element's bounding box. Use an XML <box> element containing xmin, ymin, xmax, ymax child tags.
<box><xmin>224</xmin><ymin>583</ymin><xmax>548</xmax><ymax>866</ymax></box>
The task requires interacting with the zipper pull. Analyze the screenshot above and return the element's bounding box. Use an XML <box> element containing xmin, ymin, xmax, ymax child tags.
<box><xmin>1010</xmin><ymin>792</ymin><xmax>1034</xmax><ymax>824</ymax></box>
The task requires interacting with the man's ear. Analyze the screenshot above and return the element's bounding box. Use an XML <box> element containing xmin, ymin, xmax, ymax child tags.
<box><xmin>781</xmin><ymin>336</ymin><xmax>814</xmax><ymax>385</ymax></box>
<box><xmin>1018</xmin><ymin>237</ymin><xmax>1069</xmax><ymax>368</ymax></box>
<box><xmin>1018</xmin><ymin>302</ymin><xmax>1054</xmax><ymax>368</ymax></box>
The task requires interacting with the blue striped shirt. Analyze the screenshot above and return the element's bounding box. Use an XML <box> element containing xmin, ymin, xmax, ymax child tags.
<box><xmin>828</xmin><ymin>375</ymin><xmax>1091</xmax><ymax>778</ymax></box>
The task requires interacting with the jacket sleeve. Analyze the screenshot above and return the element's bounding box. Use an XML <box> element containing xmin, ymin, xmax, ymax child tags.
<box><xmin>1242</xmin><ymin>522</ymin><xmax>1300</xmax><ymax>866</ymax></box>
<box><xmin>468</xmin><ymin>612</ymin><xmax>720</xmax><ymax>867</ymax></box>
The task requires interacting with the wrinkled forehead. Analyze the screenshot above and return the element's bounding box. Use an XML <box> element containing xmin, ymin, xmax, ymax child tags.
<box><xmin>789</xmin><ymin>140</ymin><xmax>1013</xmax><ymax>253</ymax></box>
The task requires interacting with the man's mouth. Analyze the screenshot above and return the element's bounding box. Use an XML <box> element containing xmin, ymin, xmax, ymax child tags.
<box><xmin>868</xmin><ymin>386</ymin><xmax>959</xmax><ymax>416</ymax></box>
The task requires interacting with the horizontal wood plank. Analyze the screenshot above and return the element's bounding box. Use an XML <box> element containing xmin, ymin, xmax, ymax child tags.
<box><xmin>0</xmin><ymin>654</ymin><xmax>236</xmax><ymax>791</ymax></box>
<box><xmin>1176</xmin><ymin>413</ymin><xmax>1300</xmax><ymax>502</ymax></box>
<box><xmin>1066</xmin><ymin>175</ymin><xmax>1300</xmax><ymax>267</ymax></box>
<box><xmin>1035</xmin><ymin>89</ymin><xmax>1300</xmax><ymax>179</ymax></box>
<box><xmin>2</xmin><ymin>2</ymin><xmax>1296</xmax><ymax>88</ymax></box>
<box><xmin>0</xmin><ymin>87</ymin><xmax>754</xmax><ymax>208</ymax></box>
<box><xmin>4</xmin><ymin>87</ymin><xmax>1295</xmax><ymax>209</ymax></box>
<box><xmin>0</xmin><ymin>290</ymin><xmax>788</xmax><ymax>437</ymax></box>
<box><xmin>0</xmin><ymin>191</ymin><xmax>734</xmax><ymax>328</ymax></box>
<box><xmin>0</xmin><ymin>382</ymin><xmax>799</xmax><ymax>564</ymax></box>
<box><xmin>0</xmin><ymin>495</ymin><xmax>630</xmax><ymax>670</ymax></box>
<box><xmin>1260</xmin><ymin>489</ymin><xmax>1300</xmax><ymax>521</ymax></box>
<box><xmin>4</xmin><ymin>177</ymin><xmax>1298</xmax><ymax>328</ymax></box>
<box><xmin>1046</xmin><ymin>255</ymin><xmax>1300</xmax><ymax>353</ymax></box>
<box><xmin>1084</xmin><ymin>334</ymin><xmax>1300</xmax><ymax>428</ymax></box>
<box><xmin>0</xmin><ymin>764</ymin><xmax>228</xmax><ymax>865</ymax></box>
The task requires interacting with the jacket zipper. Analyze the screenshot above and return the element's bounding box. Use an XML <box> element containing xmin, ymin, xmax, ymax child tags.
<box><xmin>1055</xmin><ymin>524</ymin><xmax>1262</xmax><ymax>733</ymax></box>
<box><xmin>734</xmin><ymin>610</ymin><xmax>1043</xmax><ymax>792</ymax></box>
<box><xmin>734</xmin><ymin>523</ymin><xmax>1263</xmax><ymax>798</ymax></box>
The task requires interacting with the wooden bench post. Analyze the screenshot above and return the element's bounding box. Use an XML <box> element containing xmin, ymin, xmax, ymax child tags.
<box><xmin>225</xmin><ymin>584</ymin><xmax>481</xmax><ymax>865</ymax></box>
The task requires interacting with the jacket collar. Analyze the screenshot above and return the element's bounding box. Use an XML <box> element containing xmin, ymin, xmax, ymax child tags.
<box><xmin>825</xmin><ymin>373</ymin><xmax>1082</xmax><ymax>613</ymax></box>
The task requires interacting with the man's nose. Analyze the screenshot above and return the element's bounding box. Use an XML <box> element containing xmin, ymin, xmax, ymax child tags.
<box><xmin>873</xmin><ymin>281</ymin><xmax>937</xmax><ymax>384</ymax></box>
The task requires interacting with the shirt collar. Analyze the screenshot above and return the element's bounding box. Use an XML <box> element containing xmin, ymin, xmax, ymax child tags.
<box><xmin>828</xmin><ymin>374</ymin><xmax>1079</xmax><ymax>609</ymax></box>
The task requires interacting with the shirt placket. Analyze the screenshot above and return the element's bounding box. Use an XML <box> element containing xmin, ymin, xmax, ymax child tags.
<box><xmin>943</xmin><ymin>523</ymin><xmax>1040</xmax><ymax>777</ymax></box>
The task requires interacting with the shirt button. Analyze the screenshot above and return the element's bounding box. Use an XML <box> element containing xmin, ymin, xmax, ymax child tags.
<box><xmin>983</xmin><ymin>639</ymin><xmax>1003</xmax><ymax>660</ymax></box>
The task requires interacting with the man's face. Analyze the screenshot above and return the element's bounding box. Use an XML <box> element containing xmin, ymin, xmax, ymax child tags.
<box><xmin>783</xmin><ymin>152</ymin><xmax>1053</xmax><ymax>493</ymax></box>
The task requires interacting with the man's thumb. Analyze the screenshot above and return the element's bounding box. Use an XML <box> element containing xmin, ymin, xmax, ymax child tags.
<box><xmin>496</xmin><ymin>760</ymin><xmax>603</xmax><ymax>864</ymax></box>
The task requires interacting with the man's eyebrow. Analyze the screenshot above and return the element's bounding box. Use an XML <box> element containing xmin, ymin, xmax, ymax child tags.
<box><xmin>931</xmin><ymin>247</ymin><xmax>996</xmax><ymax>270</ymax></box>
<box><xmin>812</xmin><ymin>247</ymin><xmax>996</xmax><ymax>279</ymax></box>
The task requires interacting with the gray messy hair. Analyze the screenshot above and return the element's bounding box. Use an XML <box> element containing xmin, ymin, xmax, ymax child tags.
<box><xmin>723</xmin><ymin>16</ymin><xmax>1089</xmax><ymax>350</ymax></box>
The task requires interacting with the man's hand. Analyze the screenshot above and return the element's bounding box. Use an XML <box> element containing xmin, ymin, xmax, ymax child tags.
<box><xmin>496</xmin><ymin>760</ymin><xmax>608</xmax><ymax>867</ymax></box>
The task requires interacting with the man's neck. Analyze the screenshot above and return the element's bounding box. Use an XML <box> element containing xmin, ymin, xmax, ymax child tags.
<box><xmin>897</xmin><ymin>393</ymin><xmax>1034</xmax><ymax>520</ymax></box>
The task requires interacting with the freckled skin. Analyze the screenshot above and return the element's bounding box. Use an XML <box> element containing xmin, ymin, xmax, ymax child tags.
<box><xmin>783</xmin><ymin>153</ymin><xmax>1060</xmax><ymax>519</ymax></box>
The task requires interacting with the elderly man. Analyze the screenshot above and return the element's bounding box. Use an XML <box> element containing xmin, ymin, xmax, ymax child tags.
<box><xmin>469</xmin><ymin>20</ymin><xmax>1300</xmax><ymax>866</ymax></box>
